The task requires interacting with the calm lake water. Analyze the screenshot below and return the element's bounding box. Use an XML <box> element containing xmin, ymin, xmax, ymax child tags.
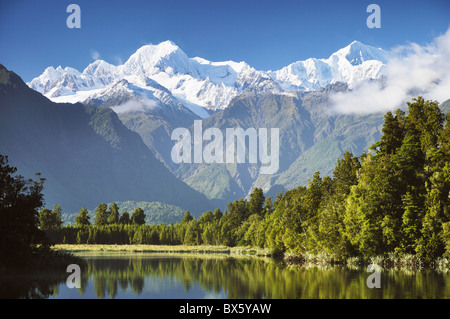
<box><xmin>1</xmin><ymin>253</ymin><xmax>449</xmax><ymax>299</ymax></box>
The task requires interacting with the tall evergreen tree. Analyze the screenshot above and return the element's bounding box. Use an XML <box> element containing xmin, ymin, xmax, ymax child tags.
<box><xmin>94</xmin><ymin>203</ymin><xmax>108</xmax><ymax>227</ymax></box>
<box><xmin>52</xmin><ymin>205</ymin><xmax>64</xmax><ymax>228</ymax></box>
<box><xmin>385</xmin><ymin>111</ymin><xmax>404</xmax><ymax>153</ymax></box>
<box><xmin>406</xmin><ymin>97</ymin><xmax>444</xmax><ymax>153</ymax></box>
<box><xmin>108</xmin><ymin>202</ymin><xmax>120</xmax><ymax>225</ymax></box>
<box><xmin>131</xmin><ymin>208</ymin><xmax>146</xmax><ymax>225</ymax></box>
<box><xmin>249</xmin><ymin>188</ymin><xmax>265</xmax><ymax>217</ymax></box>
<box><xmin>181</xmin><ymin>211</ymin><xmax>194</xmax><ymax>224</ymax></box>
<box><xmin>304</xmin><ymin>171</ymin><xmax>323</xmax><ymax>220</ymax></box>
<box><xmin>119</xmin><ymin>210</ymin><xmax>131</xmax><ymax>225</ymax></box>
<box><xmin>74</xmin><ymin>207</ymin><xmax>91</xmax><ymax>227</ymax></box>
<box><xmin>332</xmin><ymin>150</ymin><xmax>361</xmax><ymax>196</ymax></box>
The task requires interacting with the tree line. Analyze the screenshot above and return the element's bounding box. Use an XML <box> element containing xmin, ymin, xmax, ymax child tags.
<box><xmin>38</xmin><ymin>97</ymin><xmax>450</xmax><ymax>263</ymax></box>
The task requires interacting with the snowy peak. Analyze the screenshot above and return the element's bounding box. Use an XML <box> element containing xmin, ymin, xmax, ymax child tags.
<box><xmin>27</xmin><ymin>40</ymin><xmax>388</xmax><ymax>116</ymax></box>
<box><xmin>270</xmin><ymin>41</ymin><xmax>387</xmax><ymax>91</ymax></box>
<box><xmin>129</xmin><ymin>40</ymin><xmax>183</xmax><ymax>61</ymax></box>
<box><xmin>83</xmin><ymin>60</ymin><xmax>117</xmax><ymax>77</ymax></box>
<box><xmin>120</xmin><ymin>40</ymin><xmax>194</xmax><ymax>77</ymax></box>
<box><xmin>333</xmin><ymin>41</ymin><xmax>388</xmax><ymax>65</ymax></box>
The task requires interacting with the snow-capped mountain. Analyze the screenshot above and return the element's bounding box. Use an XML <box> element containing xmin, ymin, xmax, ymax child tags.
<box><xmin>28</xmin><ymin>60</ymin><xmax>117</xmax><ymax>98</ymax></box>
<box><xmin>27</xmin><ymin>40</ymin><xmax>388</xmax><ymax>117</ymax></box>
<box><xmin>269</xmin><ymin>41</ymin><xmax>388</xmax><ymax>91</ymax></box>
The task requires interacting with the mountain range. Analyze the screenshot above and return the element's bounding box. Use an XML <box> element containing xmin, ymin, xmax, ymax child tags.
<box><xmin>26</xmin><ymin>40</ymin><xmax>391</xmax><ymax>205</ymax></box>
<box><xmin>3</xmin><ymin>40</ymin><xmax>448</xmax><ymax>220</ymax></box>
<box><xmin>28</xmin><ymin>40</ymin><xmax>387</xmax><ymax>116</ymax></box>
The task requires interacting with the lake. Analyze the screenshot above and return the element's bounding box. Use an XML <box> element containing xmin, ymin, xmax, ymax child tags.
<box><xmin>1</xmin><ymin>253</ymin><xmax>449</xmax><ymax>299</ymax></box>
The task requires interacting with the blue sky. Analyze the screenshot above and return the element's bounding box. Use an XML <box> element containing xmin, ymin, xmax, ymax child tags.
<box><xmin>0</xmin><ymin>0</ymin><xmax>449</xmax><ymax>82</ymax></box>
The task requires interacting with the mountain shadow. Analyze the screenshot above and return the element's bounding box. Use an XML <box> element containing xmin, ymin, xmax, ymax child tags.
<box><xmin>0</xmin><ymin>64</ymin><xmax>212</xmax><ymax>215</ymax></box>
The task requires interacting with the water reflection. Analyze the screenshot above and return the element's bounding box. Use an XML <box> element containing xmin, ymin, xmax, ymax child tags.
<box><xmin>1</xmin><ymin>253</ymin><xmax>449</xmax><ymax>299</ymax></box>
<box><xmin>0</xmin><ymin>270</ymin><xmax>66</xmax><ymax>299</ymax></box>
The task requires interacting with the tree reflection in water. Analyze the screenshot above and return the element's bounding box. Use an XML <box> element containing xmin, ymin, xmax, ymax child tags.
<box><xmin>1</xmin><ymin>254</ymin><xmax>449</xmax><ymax>299</ymax></box>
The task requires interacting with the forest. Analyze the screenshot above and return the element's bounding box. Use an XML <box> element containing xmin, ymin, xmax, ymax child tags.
<box><xmin>39</xmin><ymin>97</ymin><xmax>450</xmax><ymax>264</ymax></box>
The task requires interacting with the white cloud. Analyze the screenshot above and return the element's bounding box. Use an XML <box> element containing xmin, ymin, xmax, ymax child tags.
<box><xmin>110</xmin><ymin>98</ymin><xmax>159</xmax><ymax>114</ymax></box>
<box><xmin>91</xmin><ymin>50</ymin><xmax>101</xmax><ymax>60</ymax></box>
<box><xmin>330</xmin><ymin>27</ymin><xmax>450</xmax><ymax>114</ymax></box>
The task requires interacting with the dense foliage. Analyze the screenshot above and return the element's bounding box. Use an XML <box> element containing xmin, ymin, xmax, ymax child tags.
<box><xmin>0</xmin><ymin>154</ymin><xmax>86</xmax><ymax>272</ymax></box>
<box><xmin>0</xmin><ymin>155</ymin><xmax>47</xmax><ymax>269</ymax></box>
<box><xmin>42</xmin><ymin>97</ymin><xmax>450</xmax><ymax>263</ymax></box>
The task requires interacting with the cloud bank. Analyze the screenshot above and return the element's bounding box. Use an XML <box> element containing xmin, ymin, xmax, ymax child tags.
<box><xmin>330</xmin><ymin>27</ymin><xmax>450</xmax><ymax>114</ymax></box>
<box><xmin>111</xmin><ymin>98</ymin><xmax>159</xmax><ymax>114</ymax></box>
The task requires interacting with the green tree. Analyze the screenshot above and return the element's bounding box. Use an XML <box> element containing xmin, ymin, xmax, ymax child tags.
<box><xmin>406</xmin><ymin>97</ymin><xmax>444</xmax><ymax>153</ymax></box>
<box><xmin>399</xmin><ymin>192</ymin><xmax>422</xmax><ymax>254</ymax></box>
<box><xmin>343</xmin><ymin>154</ymin><xmax>386</xmax><ymax>256</ymax></box>
<box><xmin>310</xmin><ymin>151</ymin><xmax>361</xmax><ymax>256</ymax></box>
<box><xmin>249</xmin><ymin>188</ymin><xmax>265</xmax><ymax>217</ymax></box>
<box><xmin>94</xmin><ymin>203</ymin><xmax>108</xmax><ymax>227</ymax></box>
<box><xmin>303</xmin><ymin>171</ymin><xmax>323</xmax><ymax>220</ymax></box>
<box><xmin>332</xmin><ymin>150</ymin><xmax>361</xmax><ymax>196</ymax></box>
<box><xmin>131</xmin><ymin>208</ymin><xmax>146</xmax><ymax>225</ymax></box>
<box><xmin>184</xmin><ymin>220</ymin><xmax>200</xmax><ymax>245</ymax></box>
<box><xmin>38</xmin><ymin>208</ymin><xmax>54</xmax><ymax>230</ymax></box>
<box><xmin>264</xmin><ymin>186</ymin><xmax>309</xmax><ymax>253</ymax></box>
<box><xmin>227</xmin><ymin>198</ymin><xmax>249</xmax><ymax>227</ymax></box>
<box><xmin>119</xmin><ymin>210</ymin><xmax>131</xmax><ymax>224</ymax></box>
<box><xmin>108</xmin><ymin>202</ymin><xmax>120</xmax><ymax>224</ymax></box>
<box><xmin>213</xmin><ymin>208</ymin><xmax>223</xmax><ymax>221</ymax></box>
<box><xmin>220</xmin><ymin>218</ymin><xmax>234</xmax><ymax>246</ymax></box>
<box><xmin>181</xmin><ymin>211</ymin><xmax>194</xmax><ymax>224</ymax></box>
<box><xmin>242</xmin><ymin>214</ymin><xmax>263</xmax><ymax>247</ymax></box>
<box><xmin>263</xmin><ymin>197</ymin><xmax>273</xmax><ymax>215</ymax></box>
<box><xmin>198</xmin><ymin>210</ymin><xmax>214</xmax><ymax>225</ymax></box>
<box><xmin>443</xmin><ymin>222</ymin><xmax>450</xmax><ymax>258</ymax></box>
<box><xmin>52</xmin><ymin>205</ymin><xmax>64</xmax><ymax>228</ymax></box>
<box><xmin>417</xmin><ymin>187</ymin><xmax>446</xmax><ymax>262</ymax></box>
<box><xmin>385</xmin><ymin>126</ymin><xmax>426</xmax><ymax>249</ymax></box>
<box><xmin>39</xmin><ymin>205</ymin><xmax>63</xmax><ymax>230</ymax></box>
<box><xmin>201</xmin><ymin>224</ymin><xmax>215</xmax><ymax>245</ymax></box>
<box><xmin>74</xmin><ymin>207</ymin><xmax>91</xmax><ymax>227</ymax></box>
<box><xmin>378</xmin><ymin>110</ymin><xmax>404</xmax><ymax>155</ymax></box>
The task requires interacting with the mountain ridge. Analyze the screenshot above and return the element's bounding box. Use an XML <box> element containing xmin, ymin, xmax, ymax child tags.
<box><xmin>27</xmin><ymin>40</ymin><xmax>388</xmax><ymax>117</ymax></box>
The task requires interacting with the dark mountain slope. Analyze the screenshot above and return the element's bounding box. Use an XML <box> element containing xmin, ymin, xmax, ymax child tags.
<box><xmin>0</xmin><ymin>64</ymin><xmax>211</xmax><ymax>215</ymax></box>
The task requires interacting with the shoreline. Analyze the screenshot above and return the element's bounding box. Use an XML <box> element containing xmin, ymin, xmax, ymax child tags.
<box><xmin>52</xmin><ymin>244</ymin><xmax>271</xmax><ymax>257</ymax></box>
<box><xmin>52</xmin><ymin>244</ymin><xmax>450</xmax><ymax>271</ymax></box>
